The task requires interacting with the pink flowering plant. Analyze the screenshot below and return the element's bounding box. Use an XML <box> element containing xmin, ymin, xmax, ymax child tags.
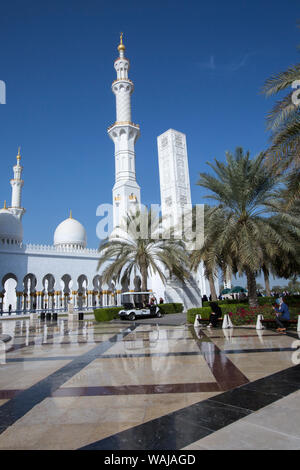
<box><xmin>187</xmin><ymin>302</ymin><xmax>300</xmax><ymax>326</ymax></box>
<box><xmin>233</xmin><ymin>304</ymin><xmax>300</xmax><ymax>326</ymax></box>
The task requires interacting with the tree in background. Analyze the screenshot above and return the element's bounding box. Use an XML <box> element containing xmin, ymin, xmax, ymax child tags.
<box><xmin>262</xmin><ymin>29</ymin><xmax>300</xmax><ymax>206</ymax></box>
<box><xmin>196</xmin><ymin>148</ymin><xmax>296</xmax><ymax>307</ymax></box>
<box><xmin>97</xmin><ymin>209</ymin><xmax>189</xmax><ymax>295</ymax></box>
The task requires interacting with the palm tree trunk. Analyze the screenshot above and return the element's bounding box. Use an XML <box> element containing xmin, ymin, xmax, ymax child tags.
<box><xmin>140</xmin><ymin>263</ymin><xmax>148</xmax><ymax>302</ymax></box>
<box><xmin>263</xmin><ymin>268</ymin><xmax>271</xmax><ymax>297</ymax></box>
<box><xmin>208</xmin><ymin>272</ymin><xmax>218</xmax><ymax>301</ymax></box>
<box><xmin>246</xmin><ymin>269</ymin><xmax>258</xmax><ymax>307</ymax></box>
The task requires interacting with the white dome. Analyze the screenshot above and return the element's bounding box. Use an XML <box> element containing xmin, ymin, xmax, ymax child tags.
<box><xmin>54</xmin><ymin>216</ymin><xmax>87</xmax><ymax>248</ymax></box>
<box><xmin>0</xmin><ymin>208</ymin><xmax>23</xmax><ymax>243</ymax></box>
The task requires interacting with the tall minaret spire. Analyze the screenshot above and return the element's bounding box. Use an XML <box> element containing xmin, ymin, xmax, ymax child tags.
<box><xmin>108</xmin><ymin>33</ymin><xmax>141</xmax><ymax>230</ymax></box>
<box><xmin>10</xmin><ymin>147</ymin><xmax>25</xmax><ymax>219</ymax></box>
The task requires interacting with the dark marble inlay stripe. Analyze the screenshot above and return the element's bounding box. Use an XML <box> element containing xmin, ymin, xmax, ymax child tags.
<box><xmin>6</xmin><ymin>345</ymin><xmax>297</xmax><ymax>363</ymax></box>
<box><xmin>208</xmin><ymin>334</ymin><xmax>279</xmax><ymax>339</ymax></box>
<box><xmin>80</xmin><ymin>363</ymin><xmax>300</xmax><ymax>450</ymax></box>
<box><xmin>122</xmin><ymin>337</ymin><xmax>194</xmax><ymax>342</ymax></box>
<box><xmin>223</xmin><ymin>347</ymin><xmax>297</xmax><ymax>354</ymax></box>
<box><xmin>52</xmin><ymin>382</ymin><xmax>220</xmax><ymax>397</ymax></box>
<box><xmin>0</xmin><ymin>325</ymin><xmax>136</xmax><ymax>435</ymax></box>
<box><xmin>12</xmin><ymin>331</ymin><xmax>124</xmax><ymax>339</ymax></box>
<box><xmin>0</xmin><ymin>390</ymin><xmax>22</xmax><ymax>399</ymax></box>
<box><xmin>284</xmin><ymin>331</ymin><xmax>300</xmax><ymax>340</ymax></box>
<box><xmin>39</xmin><ymin>341</ymin><xmax>89</xmax><ymax>346</ymax></box>
<box><xmin>6</xmin><ymin>356</ymin><xmax>78</xmax><ymax>362</ymax></box>
<box><xmin>6</xmin><ymin>338</ymin><xmax>120</xmax><ymax>354</ymax></box>
<box><xmin>192</xmin><ymin>328</ymin><xmax>250</xmax><ymax>390</ymax></box>
<box><xmin>100</xmin><ymin>351</ymin><xmax>203</xmax><ymax>359</ymax></box>
<box><xmin>4</xmin><ymin>352</ymin><xmax>203</xmax><ymax>363</ymax></box>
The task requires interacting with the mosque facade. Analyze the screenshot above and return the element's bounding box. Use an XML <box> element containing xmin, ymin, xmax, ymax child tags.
<box><xmin>0</xmin><ymin>36</ymin><xmax>216</xmax><ymax>314</ymax></box>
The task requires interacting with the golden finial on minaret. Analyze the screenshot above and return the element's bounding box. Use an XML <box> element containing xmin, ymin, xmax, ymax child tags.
<box><xmin>3</xmin><ymin>200</ymin><xmax>7</xmax><ymax>209</ymax></box>
<box><xmin>69</xmin><ymin>209</ymin><xmax>72</xmax><ymax>219</ymax></box>
<box><xmin>118</xmin><ymin>32</ymin><xmax>125</xmax><ymax>52</ymax></box>
<box><xmin>17</xmin><ymin>147</ymin><xmax>21</xmax><ymax>162</ymax></box>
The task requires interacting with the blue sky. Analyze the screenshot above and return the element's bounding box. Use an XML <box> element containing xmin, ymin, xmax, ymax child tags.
<box><xmin>0</xmin><ymin>0</ymin><xmax>299</xmax><ymax>287</ymax></box>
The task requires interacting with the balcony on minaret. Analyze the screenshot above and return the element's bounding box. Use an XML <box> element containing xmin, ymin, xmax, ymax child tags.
<box><xmin>114</xmin><ymin>58</ymin><xmax>130</xmax><ymax>81</ymax></box>
<box><xmin>107</xmin><ymin>121</ymin><xmax>140</xmax><ymax>132</ymax></box>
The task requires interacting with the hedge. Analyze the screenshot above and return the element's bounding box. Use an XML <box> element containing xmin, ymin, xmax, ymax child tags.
<box><xmin>202</xmin><ymin>296</ymin><xmax>300</xmax><ymax>308</ymax></box>
<box><xmin>158</xmin><ymin>303</ymin><xmax>183</xmax><ymax>314</ymax></box>
<box><xmin>202</xmin><ymin>299</ymin><xmax>248</xmax><ymax>307</ymax></box>
<box><xmin>258</xmin><ymin>296</ymin><xmax>300</xmax><ymax>306</ymax></box>
<box><xmin>187</xmin><ymin>304</ymin><xmax>246</xmax><ymax>324</ymax></box>
<box><xmin>94</xmin><ymin>307</ymin><xmax>122</xmax><ymax>322</ymax></box>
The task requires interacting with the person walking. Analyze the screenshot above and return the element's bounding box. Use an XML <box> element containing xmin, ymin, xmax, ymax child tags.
<box><xmin>273</xmin><ymin>298</ymin><xmax>290</xmax><ymax>332</ymax></box>
<box><xmin>8</xmin><ymin>304</ymin><xmax>12</xmax><ymax>315</ymax></box>
<box><xmin>207</xmin><ymin>302</ymin><xmax>222</xmax><ymax>327</ymax></box>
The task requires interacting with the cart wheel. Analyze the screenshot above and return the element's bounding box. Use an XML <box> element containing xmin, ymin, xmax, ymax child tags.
<box><xmin>157</xmin><ymin>311</ymin><xmax>162</xmax><ymax>318</ymax></box>
<box><xmin>128</xmin><ymin>313</ymin><xmax>136</xmax><ymax>321</ymax></box>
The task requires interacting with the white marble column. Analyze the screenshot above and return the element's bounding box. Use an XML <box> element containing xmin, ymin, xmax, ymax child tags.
<box><xmin>102</xmin><ymin>291</ymin><xmax>107</xmax><ymax>307</ymax></box>
<box><xmin>72</xmin><ymin>291</ymin><xmax>78</xmax><ymax>308</ymax></box>
<box><xmin>116</xmin><ymin>290</ymin><xmax>122</xmax><ymax>306</ymax></box>
<box><xmin>0</xmin><ymin>294</ymin><xmax>4</xmax><ymax>314</ymax></box>
<box><xmin>38</xmin><ymin>292</ymin><xmax>42</xmax><ymax>310</ymax></box>
<box><xmin>16</xmin><ymin>292</ymin><xmax>22</xmax><ymax>311</ymax></box>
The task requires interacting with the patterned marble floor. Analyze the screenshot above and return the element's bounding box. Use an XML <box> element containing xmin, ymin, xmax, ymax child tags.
<box><xmin>0</xmin><ymin>317</ymin><xmax>299</xmax><ymax>450</ymax></box>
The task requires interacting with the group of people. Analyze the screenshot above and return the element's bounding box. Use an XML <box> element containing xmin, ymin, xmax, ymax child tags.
<box><xmin>206</xmin><ymin>297</ymin><xmax>290</xmax><ymax>331</ymax></box>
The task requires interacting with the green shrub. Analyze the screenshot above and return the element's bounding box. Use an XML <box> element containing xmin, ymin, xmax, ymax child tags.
<box><xmin>187</xmin><ymin>304</ymin><xmax>245</xmax><ymax>324</ymax></box>
<box><xmin>158</xmin><ymin>303</ymin><xmax>183</xmax><ymax>314</ymax></box>
<box><xmin>187</xmin><ymin>307</ymin><xmax>211</xmax><ymax>323</ymax></box>
<box><xmin>257</xmin><ymin>297</ymin><xmax>274</xmax><ymax>305</ymax></box>
<box><xmin>173</xmin><ymin>303</ymin><xmax>184</xmax><ymax>313</ymax></box>
<box><xmin>201</xmin><ymin>296</ymin><xmax>300</xmax><ymax>308</ymax></box>
<box><xmin>94</xmin><ymin>307</ymin><xmax>122</xmax><ymax>322</ymax></box>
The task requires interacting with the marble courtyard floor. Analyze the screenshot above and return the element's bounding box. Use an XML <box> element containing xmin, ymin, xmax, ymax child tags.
<box><xmin>0</xmin><ymin>317</ymin><xmax>299</xmax><ymax>450</ymax></box>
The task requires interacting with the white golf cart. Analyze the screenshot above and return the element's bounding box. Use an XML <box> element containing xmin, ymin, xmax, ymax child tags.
<box><xmin>118</xmin><ymin>292</ymin><xmax>162</xmax><ymax>321</ymax></box>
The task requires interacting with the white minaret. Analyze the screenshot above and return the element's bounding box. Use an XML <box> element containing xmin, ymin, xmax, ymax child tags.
<box><xmin>9</xmin><ymin>148</ymin><xmax>25</xmax><ymax>219</ymax></box>
<box><xmin>157</xmin><ymin>129</ymin><xmax>192</xmax><ymax>228</ymax></box>
<box><xmin>108</xmin><ymin>33</ymin><xmax>141</xmax><ymax>230</ymax></box>
<box><xmin>157</xmin><ymin>129</ymin><xmax>218</xmax><ymax>301</ymax></box>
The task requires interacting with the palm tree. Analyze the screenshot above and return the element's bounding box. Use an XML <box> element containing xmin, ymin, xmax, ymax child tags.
<box><xmin>189</xmin><ymin>205</ymin><xmax>220</xmax><ymax>301</ymax></box>
<box><xmin>287</xmin><ymin>276</ymin><xmax>300</xmax><ymax>293</ymax></box>
<box><xmin>261</xmin><ymin>37</ymin><xmax>300</xmax><ymax>203</ymax></box>
<box><xmin>265</xmin><ymin>178</ymin><xmax>300</xmax><ymax>280</ymax></box>
<box><xmin>196</xmin><ymin>147</ymin><xmax>296</xmax><ymax>307</ymax></box>
<box><xmin>97</xmin><ymin>209</ymin><xmax>189</xmax><ymax>295</ymax></box>
<box><xmin>190</xmin><ymin>247</ymin><xmax>218</xmax><ymax>301</ymax></box>
<box><xmin>262</xmin><ymin>265</ymin><xmax>271</xmax><ymax>297</ymax></box>
<box><xmin>262</xmin><ymin>64</ymin><xmax>300</xmax><ymax>170</ymax></box>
